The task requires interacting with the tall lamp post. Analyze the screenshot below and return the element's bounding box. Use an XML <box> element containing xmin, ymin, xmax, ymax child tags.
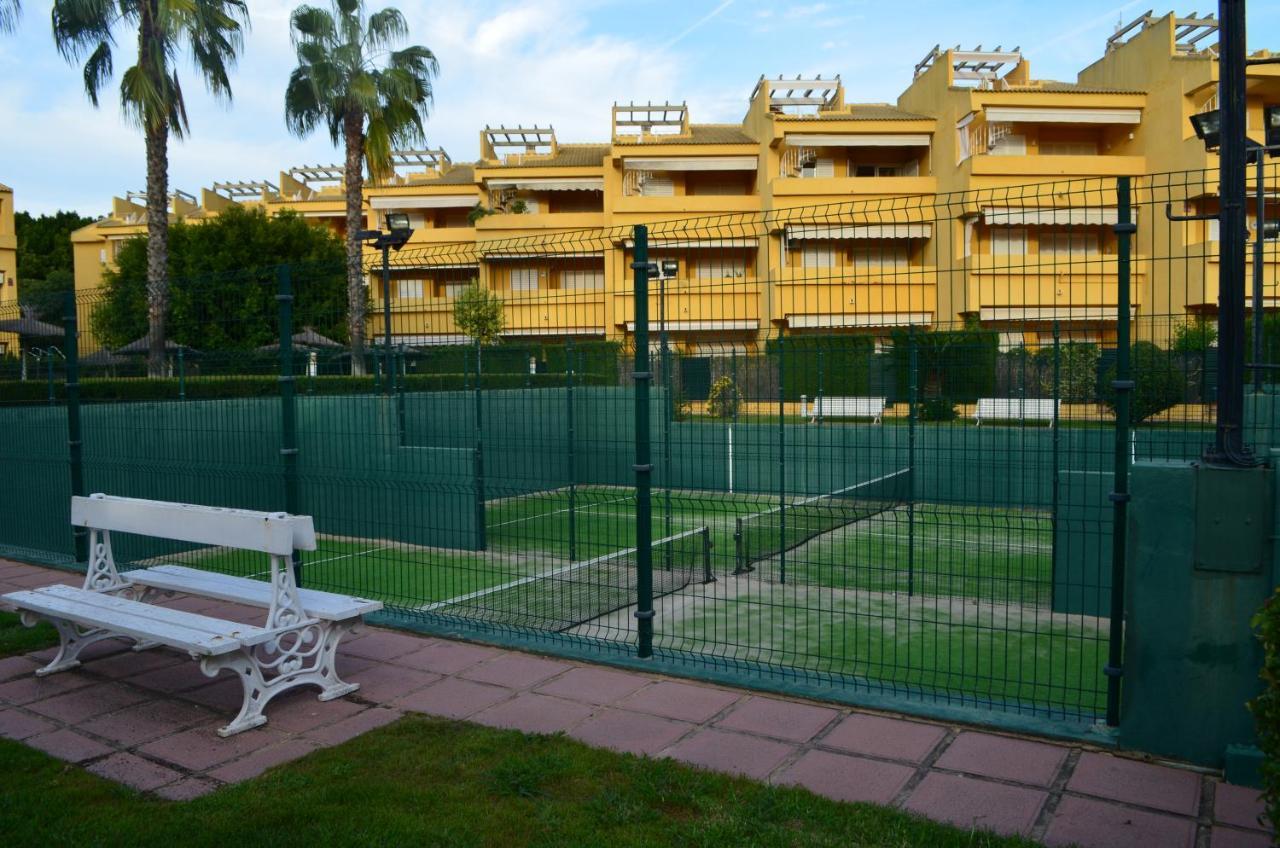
<box><xmin>357</xmin><ymin>212</ymin><xmax>415</xmax><ymax>392</ymax></box>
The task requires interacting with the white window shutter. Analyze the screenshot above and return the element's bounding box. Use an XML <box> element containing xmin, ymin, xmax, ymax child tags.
<box><xmin>511</xmin><ymin>267</ymin><xmax>539</xmax><ymax>291</ymax></box>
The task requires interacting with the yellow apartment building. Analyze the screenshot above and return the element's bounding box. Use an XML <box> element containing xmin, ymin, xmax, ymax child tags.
<box><xmin>67</xmin><ymin>10</ymin><xmax>1277</xmax><ymax>353</ymax></box>
<box><xmin>0</xmin><ymin>183</ymin><xmax>17</xmax><ymax>357</ymax></box>
<box><xmin>1079</xmin><ymin>11</ymin><xmax>1280</xmax><ymax>322</ymax></box>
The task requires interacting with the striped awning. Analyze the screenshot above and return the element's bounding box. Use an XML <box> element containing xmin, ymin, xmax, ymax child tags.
<box><xmin>622</xmin><ymin>156</ymin><xmax>758</xmax><ymax>172</ymax></box>
<box><xmin>786</xmin><ymin>312</ymin><xmax>932</xmax><ymax>329</ymax></box>
<box><xmin>370</xmin><ymin>195</ymin><xmax>476</xmax><ymax>209</ymax></box>
<box><xmin>622</xmin><ymin>319</ymin><xmax>758</xmax><ymax>332</ymax></box>
<box><xmin>485</xmin><ymin>178</ymin><xmax>604</xmax><ymax>191</ymax></box>
<box><xmin>981</xmin><ymin>207</ymin><xmax>1127</xmax><ymax>226</ymax></box>
<box><xmin>979</xmin><ymin>306</ymin><xmax>1118</xmax><ymax>323</ymax></box>
<box><xmin>786</xmin><ymin>224</ymin><xmax>932</xmax><ymax>240</ymax></box>
<box><xmin>621</xmin><ymin>238</ymin><xmax>759</xmax><ymax>249</ymax></box>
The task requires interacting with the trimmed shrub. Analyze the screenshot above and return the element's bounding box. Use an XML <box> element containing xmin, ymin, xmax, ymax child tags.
<box><xmin>891</xmin><ymin>326</ymin><xmax>999</xmax><ymax>403</ymax></box>
<box><xmin>1251</xmin><ymin>587</ymin><xmax>1280</xmax><ymax>830</ymax></box>
<box><xmin>706</xmin><ymin>376</ymin><xmax>741</xmax><ymax>419</ymax></box>
<box><xmin>1101</xmin><ymin>342</ymin><xmax>1187</xmax><ymax>423</ymax></box>
<box><xmin>765</xmin><ymin>334</ymin><xmax>876</xmax><ymax>402</ymax></box>
<box><xmin>917</xmin><ymin>397</ymin><xmax>958</xmax><ymax>422</ymax></box>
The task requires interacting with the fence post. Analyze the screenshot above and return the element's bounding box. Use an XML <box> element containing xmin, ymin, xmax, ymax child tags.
<box><xmin>474</xmin><ymin>340</ymin><xmax>486</xmax><ymax>551</ymax></box>
<box><xmin>63</xmin><ymin>292</ymin><xmax>87</xmax><ymax>564</ymax></box>
<box><xmin>1051</xmin><ymin>322</ymin><xmax>1061</xmax><ymax>609</ymax></box>
<box><xmin>1106</xmin><ymin>176</ymin><xmax>1136</xmax><ymax>727</ymax></box>
<box><xmin>177</xmin><ymin>347</ymin><xmax>186</xmax><ymax>401</ymax></box>
<box><xmin>632</xmin><ymin>225</ymin><xmax>655</xmax><ymax>658</ymax></box>
<box><xmin>907</xmin><ymin>327</ymin><xmax>917</xmax><ymax>598</ymax></box>
<box><xmin>778</xmin><ymin>334</ymin><xmax>787</xmax><ymax>586</ymax></box>
<box><xmin>395</xmin><ymin>346</ymin><xmax>407</xmax><ymax>447</ymax></box>
<box><xmin>277</xmin><ymin>265</ymin><xmax>303</xmax><ymax>586</ymax></box>
<box><xmin>566</xmin><ymin>337</ymin><xmax>577</xmax><ymax>563</ymax></box>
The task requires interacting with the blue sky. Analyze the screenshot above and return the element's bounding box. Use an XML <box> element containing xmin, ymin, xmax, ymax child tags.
<box><xmin>2</xmin><ymin>1</ymin><xmax>1278</xmax><ymax>215</ymax></box>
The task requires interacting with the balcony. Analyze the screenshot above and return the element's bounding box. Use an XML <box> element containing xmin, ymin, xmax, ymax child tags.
<box><xmin>773</xmin><ymin>267</ymin><xmax>936</xmax><ymax>324</ymax></box>
<box><xmin>474</xmin><ymin>211</ymin><xmax>607</xmax><ymax>232</ymax></box>
<box><xmin>771</xmin><ymin>175</ymin><xmax>937</xmax><ymax>199</ymax></box>
<box><xmin>967</xmin><ymin>154</ymin><xmax>1146</xmax><ymax>178</ymax></box>
<box><xmin>611</xmin><ymin>280</ymin><xmax>762</xmax><ymax>331</ymax></box>
<box><xmin>962</xmin><ymin>254</ymin><xmax>1146</xmax><ymax>314</ymax></box>
<box><xmin>373</xmin><ymin>289</ymin><xmax>608</xmax><ymax>339</ymax></box>
<box><xmin>612</xmin><ymin>195</ymin><xmax>762</xmax><ymax>216</ymax></box>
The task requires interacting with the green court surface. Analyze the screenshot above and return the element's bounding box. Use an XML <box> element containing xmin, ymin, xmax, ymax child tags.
<box><xmin>147</xmin><ymin>483</ymin><xmax>1092</xmax><ymax>713</ymax></box>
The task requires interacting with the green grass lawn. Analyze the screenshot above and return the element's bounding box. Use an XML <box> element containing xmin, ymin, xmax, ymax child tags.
<box><xmin>0</xmin><ymin>714</ymin><xmax>1042</xmax><ymax>848</ymax></box>
<box><xmin>0</xmin><ymin>610</ymin><xmax>58</xmax><ymax>658</ymax></box>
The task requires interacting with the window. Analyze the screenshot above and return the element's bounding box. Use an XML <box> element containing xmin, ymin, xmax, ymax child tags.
<box><xmin>688</xmin><ymin>178</ymin><xmax>748</xmax><ymax>195</ymax></box>
<box><xmin>799</xmin><ymin>158</ymin><xmax>834</xmax><ymax>179</ymax></box>
<box><xmin>957</xmin><ymin>126</ymin><xmax>972</xmax><ymax>162</ymax></box>
<box><xmin>1208</xmin><ymin>218</ymin><xmax>1219</xmax><ymax>242</ymax></box>
<box><xmin>561</xmin><ymin>267</ymin><xmax>604</xmax><ymax>290</ymax></box>
<box><xmin>511</xmin><ymin>267</ymin><xmax>539</xmax><ymax>291</ymax></box>
<box><xmin>1040</xmin><ymin>140</ymin><xmax>1099</xmax><ymax>156</ymax></box>
<box><xmin>641</xmin><ymin>175</ymin><xmax>674</xmax><ymax>197</ymax></box>
<box><xmin>397</xmin><ymin>279</ymin><xmax>424</xmax><ymax>299</ymax></box>
<box><xmin>990</xmin><ymin>133</ymin><xmax>1027</xmax><ymax>156</ymax></box>
<box><xmin>442</xmin><ymin>282</ymin><xmax>469</xmax><ymax>298</ymax></box>
<box><xmin>992</xmin><ymin>228</ymin><xmax>1028</xmax><ymax>256</ymax></box>
<box><xmin>1040</xmin><ymin>231</ymin><xmax>1100</xmax><ymax>256</ymax></box>
<box><xmin>697</xmin><ymin>256</ymin><xmax>747</xmax><ymax>279</ymax></box>
<box><xmin>851</xmin><ymin>243</ymin><xmax>910</xmax><ymax>268</ymax></box>
<box><xmin>853</xmin><ymin>163</ymin><xmax>908</xmax><ymax>177</ymax></box>
<box><xmin>800</xmin><ymin>245</ymin><xmax>836</xmax><ymax>269</ymax></box>
<box><xmin>99</xmin><ymin>248</ymin><xmax>107</xmax><ymax>263</ymax></box>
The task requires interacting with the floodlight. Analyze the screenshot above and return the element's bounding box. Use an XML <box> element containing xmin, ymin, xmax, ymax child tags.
<box><xmin>384</xmin><ymin>212</ymin><xmax>412</xmax><ymax>233</ymax></box>
<box><xmin>660</xmin><ymin>260</ymin><xmax>679</xmax><ymax>278</ymax></box>
<box><xmin>1190</xmin><ymin>110</ymin><xmax>1221</xmax><ymax>149</ymax></box>
<box><xmin>1266</xmin><ymin>105</ymin><xmax>1280</xmax><ymax>149</ymax></box>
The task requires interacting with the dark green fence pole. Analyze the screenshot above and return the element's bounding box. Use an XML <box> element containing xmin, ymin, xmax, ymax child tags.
<box><xmin>277</xmin><ymin>265</ymin><xmax>303</xmax><ymax>586</ymax></box>
<box><xmin>907</xmin><ymin>328</ymin><xmax>917</xmax><ymax>597</ymax></box>
<box><xmin>632</xmin><ymin>225</ymin><xmax>655</xmax><ymax>658</ymax></box>
<box><xmin>63</xmin><ymin>292</ymin><xmax>87</xmax><ymax>564</ymax></box>
<box><xmin>474</xmin><ymin>340</ymin><xmax>486</xmax><ymax>547</ymax></box>
<box><xmin>1051</xmin><ymin>322</ymin><xmax>1061</xmax><ymax>609</ymax></box>
<box><xmin>395</xmin><ymin>346</ymin><xmax>407</xmax><ymax>447</ymax></box>
<box><xmin>778</xmin><ymin>334</ymin><xmax>787</xmax><ymax>586</ymax></box>
<box><xmin>1106</xmin><ymin>176</ymin><xmax>1136</xmax><ymax>726</ymax></box>
<box><xmin>177</xmin><ymin>347</ymin><xmax>186</xmax><ymax>401</ymax></box>
<box><xmin>566</xmin><ymin>338</ymin><xmax>578</xmax><ymax>563</ymax></box>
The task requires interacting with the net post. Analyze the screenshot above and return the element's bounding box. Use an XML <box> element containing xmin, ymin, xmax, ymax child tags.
<box><xmin>733</xmin><ymin>517</ymin><xmax>747</xmax><ymax>575</ymax></box>
<box><xmin>701</xmin><ymin>526</ymin><xmax>714</xmax><ymax>584</ymax></box>
<box><xmin>396</xmin><ymin>345</ymin><xmax>407</xmax><ymax>447</ymax></box>
<box><xmin>1106</xmin><ymin>175</ymin><xmax>1135</xmax><ymax>727</ymax></box>
<box><xmin>632</xmin><ymin>224</ymin><xmax>655</xmax><ymax>659</ymax></box>
<box><xmin>276</xmin><ymin>264</ymin><xmax>303</xmax><ymax>587</ymax></box>
<box><xmin>177</xmin><ymin>346</ymin><xmax>186</xmax><ymax>401</ymax></box>
<box><xmin>777</xmin><ymin>333</ymin><xmax>787</xmax><ymax>586</ymax></box>
<box><xmin>63</xmin><ymin>290</ymin><xmax>88</xmax><ymax>565</ymax></box>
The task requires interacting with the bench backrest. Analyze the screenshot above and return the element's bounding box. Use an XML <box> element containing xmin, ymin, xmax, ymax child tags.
<box><xmin>812</xmin><ymin>397</ymin><xmax>887</xmax><ymax>417</ymax></box>
<box><xmin>71</xmin><ymin>494</ymin><xmax>317</xmax><ymax>556</ymax></box>
<box><xmin>975</xmin><ymin>398</ymin><xmax>1058</xmax><ymax>420</ymax></box>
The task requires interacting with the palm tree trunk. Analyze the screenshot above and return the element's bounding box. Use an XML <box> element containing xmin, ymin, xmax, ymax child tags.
<box><xmin>144</xmin><ymin>113</ymin><xmax>169</xmax><ymax>378</ymax></box>
<box><xmin>343</xmin><ymin>110</ymin><xmax>367</xmax><ymax>376</ymax></box>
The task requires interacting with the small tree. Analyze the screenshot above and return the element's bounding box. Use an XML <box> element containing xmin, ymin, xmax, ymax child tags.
<box><xmin>453</xmin><ymin>283</ymin><xmax>504</xmax><ymax>373</ymax></box>
<box><xmin>1172</xmin><ymin>318</ymin><xmax>1217</xmax><ymax>354</ymax></box>
<box><xmin>1102</xmin><ymin>342</ymin><xmax>1187</xmax><ymax>424</ymax></box>
<box><xmin>1035</xmin><ymin>342</ymin><xmax>1101</xmax><ymax>403</ymax></box>
<box><xmin>707</xmin><ymin>375</ymin><xmax>740</xmax><ymax>419</ymax></box>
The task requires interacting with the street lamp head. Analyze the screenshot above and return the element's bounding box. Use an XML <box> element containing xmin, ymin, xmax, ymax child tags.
<box><xmin>1190</xmin><ymin>110</ymin><xmax>1221</xmax><ymax>150</ymax></box>
<box><xmin>660</xmin><ymin>259</ymin><xmax>679</xmax><ymax>278</ymax></box>
<box><xmin>1267</xmin><ymin>105</ymin><xmax>1280</xmax><ymax>149</ymax></box>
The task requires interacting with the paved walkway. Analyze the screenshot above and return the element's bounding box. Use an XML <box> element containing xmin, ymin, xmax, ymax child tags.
<box><xmin>0</xmin><ymin>560</ymin><xmax>1271</xmax><ymax>847</ymax></box>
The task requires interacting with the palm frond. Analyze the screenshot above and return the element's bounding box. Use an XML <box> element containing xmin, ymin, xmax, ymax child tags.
<box><xmin>0</xmin><ymin>0</ymin><xmax>21</xmax><ymax>34</ymax></box>
<box><xmin>364</xmin><ymin>7</ymin><xmax>406</xmax><ymax>52</ymax></box>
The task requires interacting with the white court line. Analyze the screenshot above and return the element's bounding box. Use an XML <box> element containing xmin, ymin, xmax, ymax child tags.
<box><xmin>488</xmin><ymin>492</ymin><xmax>635</xmax><ymax>530</ymax></box>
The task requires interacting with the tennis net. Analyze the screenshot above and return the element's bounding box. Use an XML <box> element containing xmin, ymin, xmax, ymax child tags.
<box><xmin>420</xmin><ymin>525</ymin><xmax>711</xmax><ymax>632</ymax></box>
<box><xmin>734</xmin><ymin>468</ymin><xmax>911</xmax><ymax>574</ymax></box>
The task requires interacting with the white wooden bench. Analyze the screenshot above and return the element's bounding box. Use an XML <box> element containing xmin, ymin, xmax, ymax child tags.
<box><xmin>800</xmin><ymin>396</ymin><xmax>887</xmax><ymax>424</ymax></box>
<box><xmin>974</xmin><ymin>398</ymin><xmax>1059</xmax><ymax>427</ymax></box>
<box><xmin>1</xmin><ymin>494</ymin><xmax>382</xmax><ymax>737</ymax></box>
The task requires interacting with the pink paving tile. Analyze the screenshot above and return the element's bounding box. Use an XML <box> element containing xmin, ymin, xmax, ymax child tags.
<box><xmin>534</xmin><ymin>666</ymin><xmax>649</xmax><ymax>705</ymax></box>
<box><xmin>340</xmin><ymin>629</ymin><xmax>427</xmax><ymax>661</ymax></box>
<box><xmin>207</xmin><ymin>739</ymin><xmax>319</xmax><ymax>783</ymax></box>
<box><xmin>0</xmin><ymin>670</ymin><xmax>97</xmax><ymax>705</ymax></box>
<box><xmin>180</xmin><ymin>679</ymin><xmax>247</xmax><ymax>714</ymax></box>
<box><xmin>1211</xmin><ymin>827</ymin><xmax>1275</xmax><ymax>848</ymax></box>
<box><xmin>0</xmin><ymin>655</ymin><xmax>40</xmax><ymax>682</ymax></box>
<box><xmin>87</xmin><ymin>647</ymin><xmax>186</xmax><ymax>678</ymax></box>
<box><xmin>1044</xmin><ymin>795</ymin><xmax>1197</xmax><ymax>848</ymax></box>
<box><xmin>396</xmin><ymin>640</ymin><xmax>504</xmax><ymax>675</ymax></box>
<box><xmin>0</xmin><ymin>707</ymin><xmax>57</xmax><ymax>741</ymax></box>
<box><xmin>472</xmin><ymin>693</ymin><xmax>595</xmax><ymax>735</ymax></box>
<box><xmin>154</xmin><ymin>778</ymin><xmax>220</xmax><ymax>801</ymax></box>
<box><xmin>136</xmin><ymin>724</ymin><xmax>287</xmax><ymax>771</ymax></box>
<box><xmin>87</xmin><ymin>752</ymin><xmax>184</xmax><ymax>792</ymax></box>
<box><xmin>664</xmin><ymin>727</ymin><xmax>797</xmax><ymax>780</ymax></box>
<box><xmin>346</xmin><ymin>664</ymin><xmax>440</xmax><ymax>702</ymax></box>
<box><xmin>304</xmin><ymin>707</ymin><xmax>401</xmax><ymax>746</ymax></box>
<box><xmin>1068</xmin><ymin>752</ymin><xmax>1202</xmax><ymax>816</ymax></box>
<box><xmin>1215</xmin><ymin>782</ymin><xmax>1271</xmax><ymax>832</ymax></box>
<box><xmin>80</xmin><ymin>698</ymin><xmax>218</xmax><ymax>747</ymax></box>
<box><xmin>568</xmin><ymin>708</ymin><xmax>693</xmax><ymax>756</ymax></box>
<box><xmin>776</xmin><ymin>749</ymin><xmax>915</xmax><ymax>806</ymax></box>
<box><xmin>127</xmin><ymin>661</ymin><xmax>217</xmax><ymax>694</ymax></box>
<box><xmin>933</xmin><ymin>731</ymin><xmax>1069</xmax><ymax>787</ymax></box>
<box><xmin>459</xmin><ymin>654</ymin><xmax>571</xmax><ymax>688</ymax></box>
<box><xmin>26</xmin><ymin>681</ymin><xmax>149</xmax><ymax>723</ymax></box>
<box><xmin>26</xmin><ymin>728</ymin><xmax>114</xmax><ymax>764</ymax></box>
<box><xmin>29</xmin><ymin>637</ymin><xmax>128</xmax><ymax>664</ymax></box>
<box><xmin>716</xmin><ymin>696</ymin><xmax>840</xmax><ymax>743</ymax></box>
<box><xmin>396</xmin><ymin>678</ymin><xmax>514</xmax><ymax>719</ymax></box>
<box><xmin>904</xmin><ymin>772</ymin><xmax>1047</xmax><ymax>837</ymax></box>
<box><xmin>820</xmin><ymin>712</ymin><xmax>947</xmax><ymax>764</ymax></box>
<box><xmin>619</xmin><ymin>681</ymin><xmax>740</xmax><ymax>723</ymax></box>
<box><xmin>264</xmin><ymin>692</ymin><xmax>367</xmax><ymax>734</ymax></box>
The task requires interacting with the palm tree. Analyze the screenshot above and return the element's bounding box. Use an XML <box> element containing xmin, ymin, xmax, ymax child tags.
<box><xmin>285</xmin><ymin>0</ymin><xmax>437</xmax><ymax>375</ymax></box>
<box><xmin>0</xmin><ymin>0</ymin><xmax>20</xmax><ymax>33</ymax></box>
<box><xmin>52</xmin><ymin>0</ymin><xmax>249</xmax><ymax>376</ymax></box>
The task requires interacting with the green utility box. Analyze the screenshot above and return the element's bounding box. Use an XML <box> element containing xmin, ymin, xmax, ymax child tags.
<box><xmin>1120</xmin><ymin>460</ymin><xmax>1274</xmax><ymax>767</ymax></box>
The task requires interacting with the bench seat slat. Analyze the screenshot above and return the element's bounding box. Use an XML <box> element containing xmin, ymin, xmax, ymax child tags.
<box><xmin>3</xmin><ymin>585</ymin><xmax>274</xmax><ymax>655</ymax></box>
<box><xmin>129</xmin><ymin>565</ymin><xmax>382</xmax><ymax>620</ymax></box>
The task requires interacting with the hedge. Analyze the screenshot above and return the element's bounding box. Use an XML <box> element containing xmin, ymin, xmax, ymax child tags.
<box><xmin>0</xmin><ymin>372</ymin><xmax>613</xmax><ymax>405</ymax></box>
<box><xmin>890</xmin><ymin>327</ymin><xmax>998</xmax><ymax>403</ymax></box>
<box><xmin>765</xmin><ymin>334</ymin><xmax>876</xmax><ymax>401</ymax></box>
<box><xmin>410</xmin><ymin>340</ymin><xmax>622</xmax><ymax>379</ymax></box>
